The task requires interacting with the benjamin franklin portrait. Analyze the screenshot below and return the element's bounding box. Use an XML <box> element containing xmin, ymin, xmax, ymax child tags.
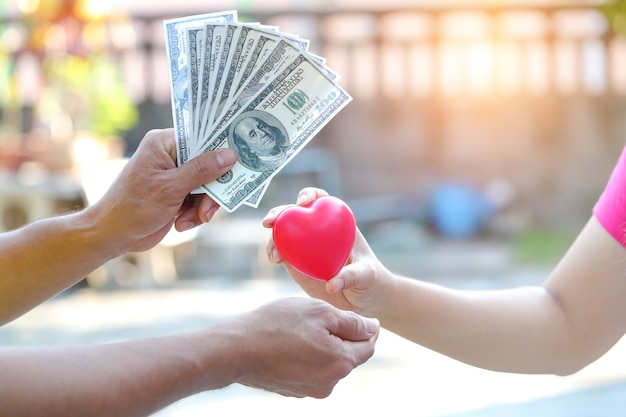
<box><xmin>228</xmin><ymin>110</ymin><xmax>289</xmax><ymax>171</ymax></box>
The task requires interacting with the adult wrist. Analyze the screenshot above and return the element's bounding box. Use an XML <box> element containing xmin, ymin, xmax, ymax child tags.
<box><xmin>193</xmin><ymin>324</ymin><xmax>248</xmax><ymax>392</ymax></box>
<box><xmin>74</xmin><ymin>204</ymin><xmax>129</xmax><ymax>261</ymax></box>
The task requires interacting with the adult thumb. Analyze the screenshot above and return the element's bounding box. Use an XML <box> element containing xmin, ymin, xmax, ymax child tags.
<box><xmin>176</xmin><ymin>148</ymin><xmax>237</xmax><ymax>191</ymax></box>
<box><xmin>329</xmin><ymin>310</ymin><xmax>380</xmax><ymax>342</ymax></box>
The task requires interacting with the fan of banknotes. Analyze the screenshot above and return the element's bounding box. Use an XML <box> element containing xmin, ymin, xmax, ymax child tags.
<box><xmin>164</xmin><ymin>10</ymin><xmax>351</xmax><ymax>212</ymax></box>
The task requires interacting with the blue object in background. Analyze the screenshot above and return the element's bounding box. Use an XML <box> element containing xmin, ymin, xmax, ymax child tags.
<box><xmin>429</xmin><ymin>181</ymin><xmax>492</xmax><ymax>238</ymax></box>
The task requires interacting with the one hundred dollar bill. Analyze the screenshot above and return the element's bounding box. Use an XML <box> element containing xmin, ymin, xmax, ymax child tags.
<box><xmin>196</xmin><ymin>38</ymin><xmax>304</xmax><ymax>152</ymax></box>
<box><xmin>165</xmin><ymin>11</ymin><xmax>351</xmax><ymax>209</ymax></box>
<box><xmin>163</xmin><ymin>10</ymin><xmax>237</xmax><ymax>166</ymax></box>
<box><xmin>192</xmin><ymin>23</ymin><xmax>224</xmax><ymax>154</ymax></box>
<box><xmin>199</xmin><ymin>54</ymin><xmax>352</xmax><ymax>212</ymax></box>
<box><xmin>243</xmin><ymin>184</ymin><xmax>269</xmax><ymax>208</ymax></box>
<box><xmin>216</xmin><ymin>27</ymin><xmax>311</xmax><ymax>133</ymax></box>
<box><xmin>195</xmin><ymin>24</ymin><xmax>227</xmax><ymax>146</ymax></box>
<box><xmin>207</xmin><ymin>24</ymin><xmax>254</xmax><ymax>133</ymax></box>
<box><xmin>199</xmin><ymin>23</ymin><xmax>238</xmax><ymax>140</ymax></box>
<box><xmin>186</xmin><ymin>26</ymin><xmax>203</xmax><ymax>155</ymax></box>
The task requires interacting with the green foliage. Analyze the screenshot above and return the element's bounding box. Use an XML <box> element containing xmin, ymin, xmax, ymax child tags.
<box><xmin>599</xmin><ymin>0</ymin><xmax>626</xmax><ymax>36</ymax></box>
<box><xmin>41</xmin><ymin>53</ymin><xmax>137</xmax><ymax>138</ymax></box>
<box><xmin>512</xmin><ymin>228</ymin><xmax>571</xmax><ymax>265</ymax></box>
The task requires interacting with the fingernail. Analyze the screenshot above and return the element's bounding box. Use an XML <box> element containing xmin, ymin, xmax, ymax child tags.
<box><xmin>327</xmin><ymin>278</ymin><xmax>344</xmax><ymax>293</ymax></box>
<box><xmin>216</xmin><ymin>149</ymin><xmax>237</xmax><ymax>167</ymax></box>
<box><xmin>178</xmin><ymin>221</ymin><xmax>194</xmax><ymax>232</ymax></box>
<box><xmin>203</xmin><ymin>206</ymin><xmax>218</xmax><ymax>222</ymax></box>
<box><xmin>296</xmin><ymin>192</ymin><xmax>309</xmax><ymax>205</ymax></box>
<box><xmin>262</xmin><ymin>208</ymin><xmax>276</xmax><ymax>223</ymax></box>
<box><xmin>364</xmin><ymin>317</ymin><xmax>380</xmax><ymax>335</ymax></box>
<box><xmin>271</xmin><ymin>248</ymin><xmax>282</xmax><ymax>263</ymax></box>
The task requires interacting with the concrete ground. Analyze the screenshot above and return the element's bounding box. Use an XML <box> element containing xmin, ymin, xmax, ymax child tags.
<box><xmin>1</xmin><ymin>219</ymin><xmax>625</xmax><ymax>417</ymax></box>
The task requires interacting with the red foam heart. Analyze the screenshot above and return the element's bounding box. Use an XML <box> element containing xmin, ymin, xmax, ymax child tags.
<box><xmin>273</xmin><ymin>196</ymin><xmax>356</xmax><ymax>281</ymax></box>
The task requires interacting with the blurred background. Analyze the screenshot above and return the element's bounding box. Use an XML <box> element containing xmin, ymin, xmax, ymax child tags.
<box><xmin>2</xmin><ymin>0</ymin><xmax>626</xmax><ymax>416</ymax></box>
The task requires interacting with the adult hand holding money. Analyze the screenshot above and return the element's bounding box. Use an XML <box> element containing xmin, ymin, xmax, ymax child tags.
<box><xmin>164</xmin><ymin>11</ymin><xmax>351</xmax><ymax>212</ymax></box>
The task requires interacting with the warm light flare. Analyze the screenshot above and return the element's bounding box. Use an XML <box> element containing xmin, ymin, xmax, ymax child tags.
<box><xmin>466</xmin><ymin>41</ymin><xmax>493</xmax><ymax>96</ymax></box>
<box><xmin>76</xmin><ymin>0</ymin><xmax>111</xmax><ymax>21</ymax></box>
<box><xmin>17</xmin><ymin>0</ymin><xmax>40</xmax><ymax>15</ymax></box>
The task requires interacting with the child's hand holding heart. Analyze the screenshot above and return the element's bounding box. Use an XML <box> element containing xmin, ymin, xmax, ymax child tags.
<box><xmin>263</xmin><ymin>187</ymin><xmax>391</xmax><ymax>318</ymax></box>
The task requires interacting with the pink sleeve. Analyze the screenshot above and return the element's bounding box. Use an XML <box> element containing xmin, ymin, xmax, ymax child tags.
<box><xmin>593</xmin><ymin>146</ymin><xmax>626</xmax><ymax>247</ymax></box>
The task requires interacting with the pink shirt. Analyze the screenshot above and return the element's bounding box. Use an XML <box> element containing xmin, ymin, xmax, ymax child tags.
<box><xmin>593</xmin><ymin>147</ymin><xmax>626</xmax><ymax>247</ymax></box>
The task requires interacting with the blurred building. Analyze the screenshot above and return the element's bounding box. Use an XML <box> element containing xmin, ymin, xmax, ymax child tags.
<box><xmin>1</xmin><ymin>0</ymin><xmax>624</xmax><ymax>236</ymax></box>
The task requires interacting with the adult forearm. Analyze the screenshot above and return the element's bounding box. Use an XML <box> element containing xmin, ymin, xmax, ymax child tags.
<box><xmin>0</xmin><ymin>208</ymin><xmax>123</xmax><ymax>324</ymax></box>
<box><xmin>0</xmin><ymin>331</ymin><xmax>235</xmax><ymax>417</ymax></box>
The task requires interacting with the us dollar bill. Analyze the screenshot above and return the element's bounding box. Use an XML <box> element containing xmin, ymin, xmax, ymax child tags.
<box><xmin>196</xmin><ymin>24</ymin><xmax>229</xmax><ymax>144</ymax></box>
<box><xmin>199</xmin><ymin>23</ymin><xmax>238</xmax><ymax>140</ymax></box>
<box><xmin>196</xmin><ymin>38</ymin><xmax>304</xmax><ymax>152</ymax></box>
<box><xmin>216</xmin><ymin>28</ymin><xmax>311</xmax><ymax>132</ymax></box>
<box><xmin>243</xmin><ymin>184</ymin><xmax>269</xmax><ymax>208</ymax></box>
<box><xmin>207</xmin><ymin>24</ymin><xmax>253</xmax><ymax>134</ymax></box>
<box><xmin>193</xmin><ymin>23</ymin><xmax>223</xmax><ymax>153</ymax></box>
<box><xmin>199</xmin><ymin>54</ymin><xmax>352</xmax><ymax>212</ymax></box>
<box><xmin>226</xmin><ymin>32</ymin><xmax>281</xmax><ymax>115</ymax></box>
<box><xmin>186</xmin><ymin>27</ymin><xmax>203</xmax><ymax>155</ymax></box>
<box><xmin>163</xmin><ymin>10</ymin><xmax>237</xmax><ymax>165</ymax></box>
<box><xmin>165</xmin><ymin>11</ymin><xmax>351</xmax><ymax>209</ymax></box>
